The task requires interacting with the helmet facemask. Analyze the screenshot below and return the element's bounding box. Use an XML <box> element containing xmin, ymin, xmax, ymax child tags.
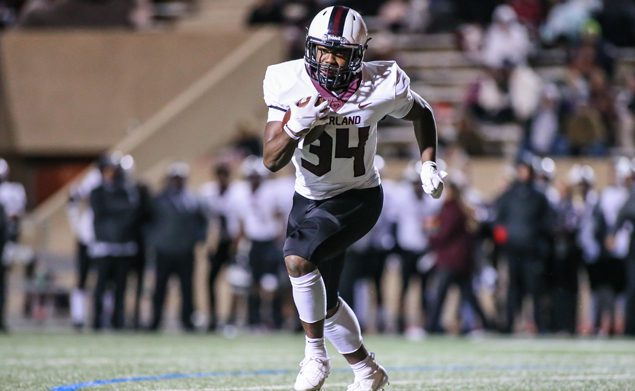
<box><xmin>305</xmin><ymin>36</ymin><xmax>366</xmax><ymax>91</ymax></box>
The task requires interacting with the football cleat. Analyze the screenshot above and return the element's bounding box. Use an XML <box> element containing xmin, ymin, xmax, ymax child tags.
<box><xmin>294</xmin><ymin>356</ymin><xmax>331</xmax><ymax>391</ymax></box>
<box><xmin>347</xmin><ymin>353</ymin><xmax>389</xmax><ymax>391</ymax></box>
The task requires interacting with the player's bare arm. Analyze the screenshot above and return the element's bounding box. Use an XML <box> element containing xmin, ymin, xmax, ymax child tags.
<box><xmin>263</xmin><ymin>120</ymin><xmax>298</xmax><ymax>172</ymax></box>
<box><xmin>403</xmin><ymin>91</ymin><xmax>438</xmax><ymax>162</ymax></box>
<box><xmin>403</xmin><ymin>91</ymin><xmax>446</xmax><ymax>198</ymax></box>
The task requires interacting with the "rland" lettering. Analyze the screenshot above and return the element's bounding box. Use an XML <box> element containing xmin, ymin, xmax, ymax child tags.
<box><xmin>328</xmin><ymin>116</ymin><xmax>362</xmax><ymax>126</ymax></box>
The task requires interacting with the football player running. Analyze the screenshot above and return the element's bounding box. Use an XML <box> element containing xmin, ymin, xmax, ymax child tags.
<box><xmin>262</xmin><ymin>6</ymin><xmax>445</xmax><ymax>391</ymax></box>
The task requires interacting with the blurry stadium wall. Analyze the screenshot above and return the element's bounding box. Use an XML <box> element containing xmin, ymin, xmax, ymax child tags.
<box><xmin>2</xmin><ymin>27</ymin><xmax>285</xmax><ymax>256</ymax></box>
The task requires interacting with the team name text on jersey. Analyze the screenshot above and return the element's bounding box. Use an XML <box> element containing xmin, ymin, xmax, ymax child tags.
<box><xmin>328</xmin><ymin>116</ymin><xmax>362</xmax><ymax>126</ymax></box>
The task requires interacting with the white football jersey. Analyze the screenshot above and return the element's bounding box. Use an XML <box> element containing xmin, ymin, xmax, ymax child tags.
<box><xmin>0</xmin><ymin>181</ymin><xmax>26</xmax><ymax>218</ymax></box>
<box><xmin>230</xmin><ymin>180</ymin><xmax>285</xmax><ymax>242</ymax></box>
<box><xmin>264</xmin><ymin>59</ymin><xmax>415</xmax><ymax>200</ymax></box>
<box><xmin>199</xmin><ymin>181</ymin><xmax>240</xmax><ymax>241</ymax></box>
<box><xmin>393</xmin><ymin>181</ymin><xmax>442</xmax><ymax>252</ymax></box>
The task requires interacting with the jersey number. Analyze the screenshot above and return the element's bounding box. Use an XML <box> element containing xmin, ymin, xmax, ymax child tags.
<box><xmin>301</xmin><ymin>126</ymin><xmax>370</xmax><ymax>177</ymax></box>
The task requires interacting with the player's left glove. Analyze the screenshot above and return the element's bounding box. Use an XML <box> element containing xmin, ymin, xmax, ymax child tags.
<box><xmin>420</xmin><ymin>161</ymin><xmax>447</xmax><ymax>199</ymax></box>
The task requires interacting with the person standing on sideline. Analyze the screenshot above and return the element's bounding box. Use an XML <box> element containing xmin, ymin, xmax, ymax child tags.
<box><xmin>89</xmin><ymin>153</ymin><xmax>143</xmax><ymax>330</ymax></box>
<box><xmin>262</xmin><ymin>6</ymin><xmax>445</xmax><ymax>390</ymax></box>
<box><xmin>148</xmin><ymin>162</ymin><xmax>207</xmax><ymax>332</ymax></box>
<box><xmin>67</xmin><ymin>166</ymin><xmax>101</xmax><ymax>330</ymax></box>
<box><xmin>231</xmin><ymin>156</ymin><xmax>287</xmax><ymax>330</ymax></box>
<box><xmin>120</xmin><ymin>154</ymin><xmax>152</xmax><ymax>330</ymax></box>
<box><xmin>425</xmin><ymin>180</ymin><xmax>490</xmax><ymax>334</ymax></box>
<box><xmin>494</xmin><ymin>154</ymin><xmax>553</xmax><ymax>334</ymax></box>
<box><xmin>0</xmin><ymin>158</ymin><xmax>26</xmax><ymax>332</ymax></box>
<box><xmin>199</xmin><ymin>161</ymin><xmax>239</xmax><ymax>332</ymax></box>
<box><xmin>392</xmin><ymin>162</ymin><xmax>442</xmax><ymax>335</ymax></box>
<box><xmin>0</xmin><ymin>202</ymin><xmax>7</xmax><ymax>332</ymax></box>
<box><xmin>0</xmin><ymin>158</ymin><xmax>27</xmax><ymax>245</ymax></box>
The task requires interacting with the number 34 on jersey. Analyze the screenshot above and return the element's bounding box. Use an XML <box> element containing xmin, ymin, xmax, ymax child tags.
<box><xmin>264</xmin><ymin>58</ymin><xmax>416</xmax><ymax>200</ymax></box>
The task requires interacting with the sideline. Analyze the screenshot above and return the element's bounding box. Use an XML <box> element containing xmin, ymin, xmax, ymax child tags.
<box><xmin>50</xmin><ymin>363</ymin><xmax>595</xmax><ymax>391</ymax></box>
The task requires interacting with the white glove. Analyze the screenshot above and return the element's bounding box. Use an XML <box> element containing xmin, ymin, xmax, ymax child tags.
<box><xmin>284</xmin><ymin>94</ymin><xmax>329</xmax><ymax>140</ymax></box>
<box><xmin>420</xmin><ymin>161</ymin><xmax>447</xmax><ymax>199</ymax></box>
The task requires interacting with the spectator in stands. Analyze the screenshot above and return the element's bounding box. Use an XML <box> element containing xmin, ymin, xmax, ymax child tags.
<box><xmin>481</xmin><ymin>4</ymin><xmax>532</xmax><ymax>69</ymax></box>
<box><xmin>199</xmin><ymin>161</ymin><xmax>239</xmax><ymax>332</ymax></box>
<box><xmin>453</xmin><ymin>0</ymin><xmax>496</xmax><ymax>26</ymax></box>
<box><xmin>615</xmin><ymin>71</ymin><xmax>635</xmax><ymax>154</ymax></box>
<box><xmin>0</xmin><ymin>202</ymin><xmax>7</xmax><ymax>332</ymax></box>
<box><xmin>246</xmin><ymin>0</ymin><xmax>284</xmax><ymax>26</ymax></box>
<box><xmin>90</xmin><ymin>153</ymin><xmax>144</xmax><ymax>330</ymax></box>
<box><xmin>426</xmin><ymin>179</ymin><xmax>489</xmax><ymax>334</ymax></box>
<box><xmin>494</xmin><ymin>153</ymin><xmax>553</xmax><ymax>334</ymax></box>
<box><xmin>578</xmin><ymin>20</ymin><xmax>617</xmax><ymax>81</ymax></box>
<box><xmin>0</xmin><ymin>0</ymin><xmax>21</xmax><ymax>28</ymax></box>
<box><xmin>559</xmin><ymin>45</ymin><xmax>611</xmax><ymax>156</ymax></box>
<box><xmin>540</xmin><ymin>0</ymin><xmax>601</xmax><ymax>46</ymax></box>
<box><xmin>148</xmin><ymin>162</ymin><xmax>207</xmax><ymax>332</ymax></box>
<box><xmin>17</xmin><ymin>0</ymin><xmax>142</xmax><ymax>29</ymax></box>
<box><xmin>523</xmin><ymin>83</ymin><xmax>565</xmax><ymax>156</ymax></box>
<box><xmin>508</xmin><ymin>0</ymin><xmax>545</xmax><ymax>34</ymax></box>
<box><xmin>588</xmin><ymin>68</ymin><xmax>617</xmax><ymax>148</ymax></box>
<box><xmin>464</xmin><ymin>60</ymin><xmax>542</xmax><ymax>155</ymax></box>
<box><xmin>347</xmin><ymin>0</ymin><xmax>384</xmax><ymax>17</ymax></box>
<box><xmin>66</xmin><ymin>166</ymin><xmax>101</xmax><ymax>330</ymax></box>
<box><xmin>595</xmin><ymin>0</ymin><xmax>635</xmax><ymax>48</ymax></box>
<box><xmin>376</xmin><ymin>0</ymin><xmax>411</xmax><ymax>33</ymax></box>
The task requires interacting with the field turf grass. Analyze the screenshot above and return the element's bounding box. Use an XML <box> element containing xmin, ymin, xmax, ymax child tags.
<box><xmin>1</xmin><ymin>331</ymin><xmax>634</xmax><ymax>390</ymax></box>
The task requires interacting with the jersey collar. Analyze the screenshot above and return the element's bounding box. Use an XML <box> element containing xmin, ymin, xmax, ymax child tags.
<box><xmin>307</xmin><ymin>68</ymin><xmax>362</xmax><ymax>112</ymax></box>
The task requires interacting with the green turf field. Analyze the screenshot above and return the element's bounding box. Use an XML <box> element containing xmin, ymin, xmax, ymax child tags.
<box><xmin>1</xmin><ymin>332</ymin><xmax>634</xmax><ymax>390</ymax></box>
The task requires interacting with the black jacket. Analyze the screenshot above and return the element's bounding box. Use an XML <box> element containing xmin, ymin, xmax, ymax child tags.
<box><xmin>495</xmin><ymin>180</ymin><xmax>553</xmax><ymax>255</ymax></box>
<box><xmin>148</xmin><ymin>188</ymin><xmax>207</xmax><ymax>254</ymax></box>
<box><xmin>90</xmin><ymin>182</ymin><xmax>143</xmax><ymax>244</ymax></box>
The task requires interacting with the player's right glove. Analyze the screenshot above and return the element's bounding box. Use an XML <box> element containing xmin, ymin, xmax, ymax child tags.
<box><xmin>283</xmin><ymin>94</ymin><xmax>329</xmax><ymax>140</ymax></box>
<box><xmin>420</xmin><ymin>161</ymin><xmax>447</xmax><ymax>199</ymax></box>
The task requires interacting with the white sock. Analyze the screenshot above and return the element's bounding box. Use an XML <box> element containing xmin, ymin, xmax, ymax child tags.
<box><xmin>324</xmin><ymin>298</ymin><xmax>363</xmax><ymax>354</ymax></box>
<box><xmin>71</xmin><ymin>289</ymin><xmax>85</xmax><ymax>324</ymax></box>
<box><xmin>351</xmin><ymin>355</ymin><xmax>374</xmax><ymax>379</ymax></box>
<box><xmin>305</xmin><ymin>336</ymin><xmax>328</xmax><ymax>360</ymax></box>
<box><xmin>289</xmin><ymin>270</ymin><xmax>326</xmax><ymax>323</ymax></box>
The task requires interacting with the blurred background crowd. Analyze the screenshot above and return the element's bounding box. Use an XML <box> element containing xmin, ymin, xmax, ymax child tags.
<box><xmin>1</xmin><ymin>0</ymin><xmax>635</xmax><ymax>338</ymax></box>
